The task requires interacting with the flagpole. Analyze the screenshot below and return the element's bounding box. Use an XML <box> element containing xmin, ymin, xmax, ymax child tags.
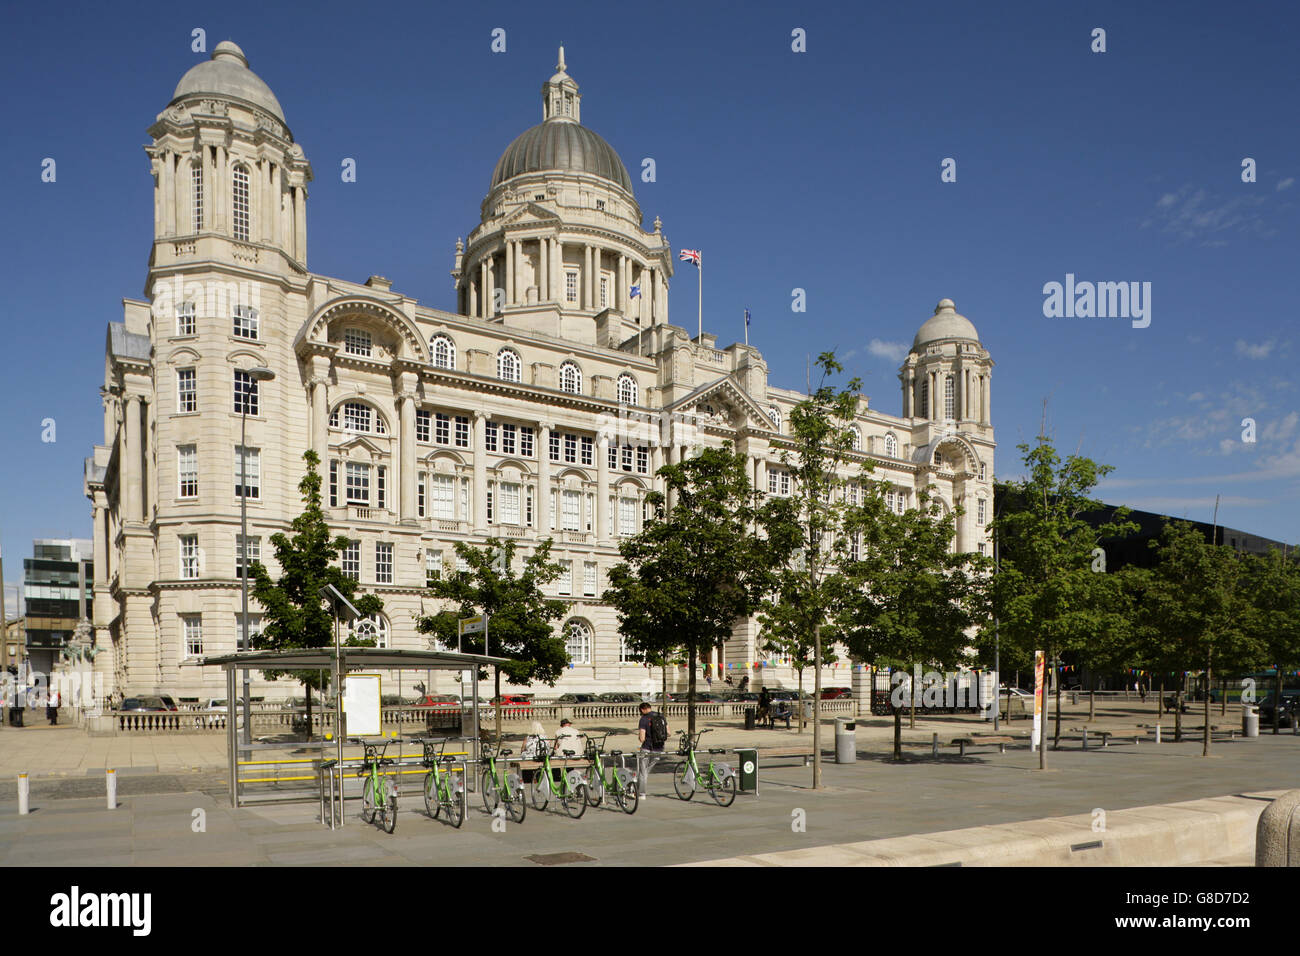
<box><xmin>697</xmin><ymin>255</ymin><xmax>703</xmax><ymax>343</ymax></box>
<box><xmin>744</xmin><ymin>309</ymin><xmax>748</xmax><ymax>347</ymax></box>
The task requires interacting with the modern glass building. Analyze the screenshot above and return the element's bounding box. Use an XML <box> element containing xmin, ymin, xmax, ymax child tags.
<box><xmin>22</xmin><ymin>539</ymin><xmax>93</xmax><ymax>677</ymax></box>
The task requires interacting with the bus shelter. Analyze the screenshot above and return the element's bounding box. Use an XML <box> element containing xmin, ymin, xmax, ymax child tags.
<box><xmin>201</xmin><ymin>647</ymin><xmax>510</xmax><ymax>811</ymax></box>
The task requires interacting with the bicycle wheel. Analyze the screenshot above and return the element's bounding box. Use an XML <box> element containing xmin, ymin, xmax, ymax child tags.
<box><xmin>562</xmin><ymin>782</ymin><xmax>588</xmax><ymax>819</ymax></box>
<box><xmin>481</xmin><ymin>769</ymin><xmax>500</xmax><ymax>814</ymax></box>
<box><xmin>673</xmin><ymin>762</ymin><xmax>695</xmax><ymax>800</ymax></box>
<box><xmin>710</xmin><ymin>772</ymin><xmax>737</xmax><ymax>807</ymax></box>
<box><xmin>614</xmin><ymin>773</ymin><xmax>639</xmax><ymax>815</ymax></box>
<box><xmin>445</xmin><ymin>781</ymin><xmax>464</xmax><ymax>829</ymax></box>
<box><xmin>383</xmin><ymin>787</ymin><xmax>398</xmax><ymax>833</ymax></box>
<box><xmin>584</xmin><ymin>766</ymin><xmax>603</xmax><ymax>807</ymax></box>
<box><xmin>424</xmin><ymin>771</ymin><xmax>439</xmax><ymax>819</ymax></box>
<box><xmin>505</xmin><ymin>773</ymin><xmax>527</xmax><ymax>824</ymax></box>
<box><xmin>531</xmin><ymin>770</ymin><xmax>550</xmax><ymax>810</ymax></box>
<box><xmin>361</xmin><ymin>776</ymin><xmax>377</xmax><ymax>823</ymax></box>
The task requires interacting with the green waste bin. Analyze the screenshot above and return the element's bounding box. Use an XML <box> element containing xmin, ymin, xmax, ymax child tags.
<box><xmin>736</xmin><ymin>747</ymin><xmax>758</xmax><ymax>793</ymax></box>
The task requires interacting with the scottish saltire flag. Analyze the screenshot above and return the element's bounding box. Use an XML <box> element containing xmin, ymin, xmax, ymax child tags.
<box><xmin>679</xmin><ymin>248</ymin><xmax>701</xmax><ymax>266</ymax></box>
<box><xmin>629</xmin><ymin>284</ymin><xmax>641</xmax><ymax>298</ymax></box>
<box><xmin>744</xmin><ymin>308</ymin><xmax>751</xmax><ymax>327</ymax></box>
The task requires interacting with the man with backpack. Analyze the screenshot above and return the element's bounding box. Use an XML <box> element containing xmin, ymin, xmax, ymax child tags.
<box><xmin>636</xmin><ymin>701</ymin><xmax>669</xmax><ymax>797</ymax></box>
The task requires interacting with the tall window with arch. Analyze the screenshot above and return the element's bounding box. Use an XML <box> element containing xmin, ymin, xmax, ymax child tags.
<box><xmin>191</xmin><ymin>162</ymin><xmax>203</xmax><ymax>231</ymax></box>
<box><xmin>768</xmin><ymin>405</ymin><xmax>782</xmax><ymax>431</ymax></box>
<box><xmin>943</xmin><ymin>375</ymin><xmax>955</xmax><ymax>419</ymax></box>
<box><xmin>559</xmin><ymin>361</ymin><xmax>582</xmax><ymax>394</ymax></box>
<box><xmin>884</xmin><ymin>433</ymin><xmax>898</xmax><ymax>459</ymax></box>
<box><xmin>349</xmin><ymin>614</ymin><xmax>389</xmax><ymax>649</ymax></box>
<box><xmin>497</xmin><ymin>348</ymin><xmax>521</xmax><ymax>383</ymax></box>
<box><xmin>849</xmin><ymin>426</ymin><xmax>861</xmax><ymax>451</ymax></box>
<box><xmin>232</xmin><ymin>165</ymin><xmax>250</xmax><ymax>242</ymax></box>
<box><xmin>617</xmin><ymin>374</ymin><xmax>637</xmax><ymax>406</ymax></box>
<box><xmin>430</xmin><ymin>334</ymin><xmax>456</xmax><ymax>370</ymax></box>
<box><xmin>563</xmin><ymin>619</ymin><xmax>592</xmax><ymax>665</ymax></box>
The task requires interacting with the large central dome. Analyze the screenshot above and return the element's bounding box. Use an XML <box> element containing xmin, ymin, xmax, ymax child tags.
<box><xmin>491</xmin><ymin>121</ymin><xmax>632</xmax><ymax>192</ymax></box>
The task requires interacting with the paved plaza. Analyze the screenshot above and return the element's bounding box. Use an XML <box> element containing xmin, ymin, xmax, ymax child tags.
<box><xmin>2</xmin><ymin>699</ymin><xmax>1296</xmax><ymax>866</ymax></box>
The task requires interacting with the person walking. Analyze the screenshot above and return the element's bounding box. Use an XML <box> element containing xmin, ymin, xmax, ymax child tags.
<box><xmin>636</xmin><ymin>701</ymin><xmax>668</xmax><ymax>797</ymax></box>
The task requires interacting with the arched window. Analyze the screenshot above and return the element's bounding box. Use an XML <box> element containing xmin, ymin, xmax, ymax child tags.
<box><xmin>849</xmin><ymin>426</ymin><xmax>861</xmax><ymax>451</ymax></box>
<box><xmin>497</xmin><ymin>348</ymin><xmax>521</xmax><ymax>383</ymax></box>
<box><xmin>617</xmin><ymin>374</ymin><xmax>638</xmax><ymax>406</ymax></box>
<box><xmin>330</xmin><ymin>401</ymin><xmax>387</xmax><ymax>435</ymax></box>
<box><xmin>563</xmin><ymin>619</ymin><xmax>592</xmax><ymax>665</ymax></box>
<box><xmin>884</xmin><ymin>433</ymin><xmax>898</xmax><ymax>458</ymax></box>
<box><xmin>232</xmin><ymin>164</ymin><xmax>250</xmax><ymax>242</ymax></box>
<box><xmin>559</xmin><ymin>361</ymin><xmax>582</xmax><ymax>394</ymax></box>
<box><xmin>768</xmin><ymin>405</ymin><xmax>781</xmax><ymax>431</ymax></box>
<box><xmin>933</xmin><ymin>447</ymin><xmax>943</xmax><ymax>467</ymax></box>
<box><xmin>191</xmin><ymin>163</ymin><xmax>204</xmax><ymax>231</ymax></box>
<box><xmin>348</xmin><ymin>614</ymin><xmax>389</xmax><ymax>649</ymax></box>
<box><xmin>430</xmin><ymin>334</ymin><xmax>456</xmax><ymax>370</ymax></box>
<box><xmin>944</xmin><ymin>375</ymin><xmax>955</xmax><ymax>419</ymax></box>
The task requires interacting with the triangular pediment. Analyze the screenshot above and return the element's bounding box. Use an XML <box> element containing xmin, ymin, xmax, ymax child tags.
<box><xmin>335</xmin><ymin>435</ymin><xmax>387</xmax><ymax>457</ymax></box>
<box><xmin>668</xmin><ymin>377</ymin><xmax>778</xmax><ymax>432</ymax></box>
<box><xmin>502</xmin><ymin>202</ymin><xmax>561</xmax><ymax>227</ymax></box>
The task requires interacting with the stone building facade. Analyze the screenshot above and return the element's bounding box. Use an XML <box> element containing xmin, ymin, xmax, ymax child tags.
<box><xmin>83</xmin><ymin>43</ymin><xmax>995</xmax><ymax>702</ymax></box>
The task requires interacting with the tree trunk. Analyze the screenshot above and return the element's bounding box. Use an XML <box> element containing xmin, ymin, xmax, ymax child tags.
<box><xmin>812</xmin><ymin>623</ymin><xmax>823</xmax><ymax>790</ymax></box>
<box><xmin>687</xmin><ymin>644</ymin><xmax>697</xmax><ymax>737</ymax></box>
<box><xmin>494</xmin><ymin>668</ymin><xmax>502</xmax><ymax>744</ymax></box>
<box><xmin>893</xmin><ymin>706</ymin><xmax>902</xmax><ymax>762</ymax></box>
<box><xmin>1158</xmin><ymin>676</ymin><xmax>1164</xmax><ymax>723</ymax></box>
<box><xmin>908</xmin><ymin>662</ymin><xmax>917</xmax><ymax>729</ymax></box>
<box><xmin>1175</xmin><ymin>673</ymin><xmax>1184</xmax><ymax>742</ymax></box>
<box><xmin>797</xmin><ymin>668</ymin><xmax>806</xmax><ymax>732</ymax></box>
<box><xmin>1053</xmin><ymin>667</ymin><xmax>1062</xmax><ymax>748</ymax></box>
<box><xmin>662</xmin><ymin>662</ymin><xmax>667</xmax><ymax>711</ymax></box>
<box><xmin>1203</xmin><ymin>654</ymin><xmax>1212</xmax><ymax>757</ymax></box>
<box><xmin>1089</xmin><ymin>684</ymin><xmax>1096</xmax><ymax>722</ymax></box>
<box><xmin>1274</xmin><ymin>670</ymin><xmax>1283</xmax><ymax>735</ymax></box>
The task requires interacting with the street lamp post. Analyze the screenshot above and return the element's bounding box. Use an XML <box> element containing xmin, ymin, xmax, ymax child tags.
<box><xmin>239</xmin><ymin>366</ymin><xmax>275</xmax><ymax>746</ymax></box>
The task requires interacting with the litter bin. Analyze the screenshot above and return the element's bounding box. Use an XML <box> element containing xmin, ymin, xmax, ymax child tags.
<box><xmin>835</xmin><ymin>717</ymin><xmax>856</xmax><ymax>763</ymax></box>
<box><xmin>9</xmin><ymin>707</ymin><xmax>23</xmax><ymax>727</ymax></box>
<box><xmin>1243</xmin><ymin>706</ymin><xmax>1259</xmax><ymax>738</ymax></box>
<box><xmin>735</xmin><ymin>747</ymin><xmax>758</xmax><ymax>793</ymax></box>
<box><xmin>744</xmin><ymin>707</ymin><xmax>756</xmax><ymax>731</ymax></box>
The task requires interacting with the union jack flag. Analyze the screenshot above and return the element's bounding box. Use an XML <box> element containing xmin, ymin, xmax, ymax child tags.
<box><xmin>679</xmin><ymin>249</ymin><xmax>701</xmax><ymax>266</ymax></box>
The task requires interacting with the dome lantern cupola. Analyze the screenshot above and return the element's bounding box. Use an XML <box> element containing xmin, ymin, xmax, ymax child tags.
<box><xmin>542</xmin><ymin>45</ymin><xmax>581</xmax><ymax>123</ymax></box>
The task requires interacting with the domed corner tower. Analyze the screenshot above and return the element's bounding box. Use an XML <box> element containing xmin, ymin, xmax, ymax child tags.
<box><xmin>899</xmin><ymin>298</ymin><xmax>995</xmax><ymax>553</ymax></box>
<box><xmin>452</xmin><ymin>47</ymin><xmax>674</xmax><ymax>349</ymax></box>
<box><xmin>145</xmin><ymin>40</ymin><xmax>314</xmax><ymax>284</ymax></box>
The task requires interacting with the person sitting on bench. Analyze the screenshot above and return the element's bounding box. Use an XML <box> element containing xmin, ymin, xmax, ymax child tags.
<box><xmin>769</xmin><ymin>700</ymin><xmax>793</xmax><ymax>729</ymax></box>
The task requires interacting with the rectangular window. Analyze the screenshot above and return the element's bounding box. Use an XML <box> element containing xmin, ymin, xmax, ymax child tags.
<box><xmin>520</xmin><ymin>426</ymin><xmax>534</xmax><ymax>458</ymax></box>
<box><xmin>417</xmin><ymin>475</ymin><xmax>425</xmax><ymax>517</ymax></box>
<box><xmin>526</xmin><ymin>485</ymin><xmax>534</xmax><ymax>526</ymax></box>
<box><xmin>561</xmin><ymin>490</ymin><xmax>581</xmax><ymax>531</ymax></box>
<box><xmin>485</xmin><ymin>421</ymin><xmax>498</xmax><ymax>452</ymax></box>
<box><xmin>454</xmin><ymin>416</ymin><xmax>470</xmax><ymax>447</ymax></box>
<box><xmin>416</xmin><ymin>409</ymin><xmax>431</xmax><ymax>443</ymax></box>
<box><xmin>176</xmin><ymin>302</ymin><xmax>196</xmax><ymax>337</ymax></box>
<box><xmin>191</xmin><ymin>164</ymin><xmax>203</xmax><ymax>231</ymax></box>
<box><xmin>434</xmin><ymin>412</ymin><xmax>449</xmax><ymax>444</ymax></box>
<box><xmin>583</xmin><ymin>561</ymin><xmax>597</xmax><ymax>596</ymax></box>
<box><xmin>236</xmin><ymin>534</ymin><xmax>259</xmax><ymax>578</ymax></box>
<box><xmin>232</xmin><ymin>166</ymin><xmax>250</xmax><ymax>241</ymax></box>
<box><xmin>499</xmin><ymin>482</ymin><xmax>520</xmax><ymax>525</ymax></box>
<box><xmin>608</xmin><ymin>443</ymin><xmax>617</xmax><ymax>470</ymax></box>
<box><xmin>621</xmin><ymin>445</ymin><xmax>633</xmax><ymax>472</ymax></box>
<box><xmin>375</xmin><ymin>542</ymin><xmax>393</xmax><ymax>584</ymax></box>
<box><xmin>564</xmin><ymin>434</ymin><xmax>577</xmax><ymax>463</ymax></box>
<box><xmin>550</xmin><ymin>433</ymin><xmax>562</xmax><ymax>462</ymax></box>
<box><xmin>177</xmin><ymin>367</ymin><xmax>197</xmax><ymax>413</ymax></box>
<box><xmin>600</xmin><ymin>276</ymin><xmax>608</xmax><ymax>308</ymax></box>
<box><xmin>619</xmin><ymin>497</ymin><xmax>636</xmax><ymax>537</ymax></box>
<box><xmin>425</xmin><ymin>548</ymin><xmax>442</xmax><ymax>586</ymax></box>
<box><xmin>341</xmin><ymin>541</ymin><xmax>360</xmax><ymax>580</ymax></box>
<box><xmin>180</xmin><ymin>535</ymin><xmax>200</xmax><ymax>579</ymax></box>
<box><xmin>636</xmin><ymin>446</ymin><xmax>648</xmax><ymax>474</ymax></box>
<box><xmin>233</xmin><ymin>370</ymin><xmax>259</xmax><ymax>415</ymax></box>
<box><xmin>182</xmin><ymin>614</ymin><xmax>203</xmax><ymax>658</ymax></box>
<box><xmin>344</xmin><ymin>328</ymin><xmax>372</xmax><ymax>357</ymax></box>
<box><xmin>345</xmin><ymin>462</ymin><xmax>370</xmax><ymax>505</ymax></box>
<box><xmin>329</xmin><ymin>460</ymin><xmax>338</xmax><ymax>507</ymax></box>
<box><xmin>461</xmin><ymin>480</ymin><xmax>469</xmax><ymax>520</ymax></box>
<box><xmin>587</xmin><ymin>493</ymin><xmax>594</xmax><ymax>532</ymax></box>
<box><xmin>595</xmin><ymin>199</ymin><xmax>605</xmax><ymax>212</ymax></box>
<box><xmin>977</xmin><ymin>499</ymin><xmax>987</xmax><ymax>524</ymax></box>
<box><xmin>565</xmin><ymin>272</ymin><xmax>578</xmax><ymax>303</ymax></box>
<box><xmin>234</xmin><ymin>445</ymin><xmax>260</xmax><ymax>500</ymax></box>
<box><xmin>486</xmin><ymin>488</ymin><xmax>493</xmax><ymax>523</ymax></box>
<box><xmin>980</xmin><ymin>461</ymin><xmax>987</xmax><ymax>481</ymax></box>
<box><xmin>234</xmin><ymin>614</ymin><xmax>262</xmax><ymax>650</ymax></box>
<box><xmin>501</xmin><ymin>423</ymin><xmax>517</xmax><ymax>456</ymax></box>
<box><xmin>429</xmin><ymin>475</ymin><xmax>455</xmax><ymax>519</ymax></box>
<box><xmin>343</xmin><ymin>403</ymin><xmax>370</xmax><ymax>433</ymax></box>
<box><xmin>978</xmin><ymin>542</ymin><xmax>988</xmax><ymax>555</ymax></box>
<box><xmin>549</xmin><ymin>490</ymin><xmax>557</xmax><ymax>529</ymax></box>
<box><xmin>580</xmin><ymin>437</ymin><xmax>593</xmax><ymax>466</ymax></box>
<box><xmin>233</xmin><ymin>304</ymin><xmax>259</xmax><ymax>340</ymax></box>
<box><xmin>377</xmin><ymin>465</ymin><xmax>386</xmax><ymax>510</ymax></box>
<box><xmin>456</xmin><ymin>554</ymin><xmax>470</xmax><ymax>573</ymax></box>
<box><xmin>558</xmin><ymin>560</ymin><xmax>572</xmax><ymax>595</ymax></box>
<box><xmin>177</xmin><ymin>445</ymin><xmax>198</xmax><ymax>499</ymax></box>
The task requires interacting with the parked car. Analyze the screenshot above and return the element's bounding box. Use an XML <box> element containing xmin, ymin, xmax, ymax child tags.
<box><xmin>196</xmin><ymin>698</ymin><xmax>245</xmax><ymax>729</ymax></box>
<box><xmin>557</xmin><ymin>693</ymin><xmax>601</xmax><ymax>703</ymax></box>
<box><xmin>1257</xmin><ymin>692</ymin><xmax>1300</xmax><ymax>727</ymax></box>
<box><xmin>410</xmin><ymin>694</ymin><xmax>461</xmax><ymax>709</ymax></box>
<box><xmin>120</xmin><ymin>696</ymin><xmax>170</xmax><ymax>712</ymax></box>
<box><xmin>491</xmin><ymin>695</ymin><xmax>532</xmax><ymax>707</ymax></box>
<box><xmin>158</xmin><ymin>694</ymin><xmax>179</xmax><ymax>711</ymax></box>
<box><xmin>821</xmin><ymin>687</ymin><xmax>853</xmax><ymax>700</ymax></box>
<box><xmin>598</xmin><ymin>692</ymin><xmax>640</xmax><ymax>703</ymax></box>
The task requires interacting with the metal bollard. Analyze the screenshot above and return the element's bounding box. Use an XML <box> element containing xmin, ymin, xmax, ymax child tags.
<box><xmin>1155</xmin><ymin>724</ymin><xmax>1162</xmax><ymax>744</ymax></box>
<box><xmin>931</xmin><ymin>732</ymin><xmax>938</xmax><ymax>758</ymax></box>
<box><xmin>106</xmin><ymin>769</ymin><xmax>116</xmax><ymax>809</ymax></box>
<box><xmin>18</xmin><ymin>772</ymin><xmax>29</xmax><ymax>814</ymax></box>
<box><xmin>1082</xmin><ymin>728</ymin><xmax>1088</xmax><ymax>750</ymax></box>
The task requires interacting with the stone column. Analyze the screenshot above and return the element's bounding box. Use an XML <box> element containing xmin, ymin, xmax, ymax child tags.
<box><xmin>293</xmin><ymin>185</ymin><xmax>307</xmax><ymax>263</ymax></box>
<box><xmin>539</xmin><ymin>422</ymin><xmax>553</xmax><ymax>531</ymax></box>
<box><xmin>584</xmin><ymin>245</ymin><xmax>593</xmax><ymax>309</ymax></box>
<box><xmin>269</xmin><ymin>163</ymin><xmax>280</xmax><ymax>247</ymax></box>
<box><xmin>551</xmin><ymin>238</ymin><xmax>562</xmax><ymax>305</ymax></box>
<box><xmin>143</xmin><ymin>399</ymin><xmax>155</xmax><ymax>520</ymax></box>
<box><xmin>161</xmin><ymin>151</ymin><xmax>175</xmax><ymax>237</ymax></box>
<box><xmin>505</xmin><ymin>240</ymin><xmax>515</xmax><ymax>306</ymax></box>
<box><xmin>538</xmin><ymin>237</ymin><xmax>548</xmax><ymax>301</ymax></box>
<box><xmin>309</xmin><ymin>372</ymin><xmax>329</xmax><ymax>463</ymax></box>
<box><xmin>259</xmin><ymin>160</ymin><xmax>271</xmax><ymax>243</ymax></box>
<box><xmin>905</xmin><ymin>368</ymin><xmax>915</xmax><ymax>418</ymax></box>
<box><xmin>214</xmin><ymin>145</ymin><xmax>226</xmax><ymax>233</ymax></box>
<box><xmin>399</xmin><ymin>391</ymin><xmax>417</xmax><ymax>524</ymax></box>
<box><xmin>472</xmin><ymin>411</ymin><xmax>488</xmax><ymax>532</ymax></box>
<box><xmin>982</xmin><ymin>372</ymin><xmax>991</xmax><ymax>425</ymax></box>
<box><xmin>469</xmin><ymin>279</ymin><xmax>478</xmax><ymax>320</ymax></box>
<box><xmin>479</xmin><ymin>260</ymin><xmax>489</xmax><ymax>318</ymax></box>
<box><xmin>124</xmin><ymin>394</ymin><xmax>143</xmax><ymax>522</ymax></box>
<box><xmin>929</xmin><ymin>371</ymin><xmax>938</xmax><ymax>421</ymax></box>
<box><xmin>596</xmin><ymin>434</ymin><xmax>611</xmax><ymax>543</ymax></box>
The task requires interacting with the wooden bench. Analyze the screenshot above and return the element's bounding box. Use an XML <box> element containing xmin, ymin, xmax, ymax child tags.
<box><xmin>1071</xmin><ymin>726</ymin><xmax>1143</xmax><ymax>749</ymax></box>
<box><xmin>949</xmin><ymin>736</ymin><xmax>1014</xmax><ymax>757</ymax></box>
<box><xmin>763</xmin><ymin>705</ymin><xmax>796</xmax><ymax>729</ymax></box>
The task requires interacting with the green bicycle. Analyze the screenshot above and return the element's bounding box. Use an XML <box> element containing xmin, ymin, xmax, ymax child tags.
<box><xmin>580</xmin><ymin>733</ymin><xmax>638</xmax><ymax>814</ymax></box>
<box><xmin>672</xmin><ymin>729</ymin><xmax>737</xmax><ymax>807</ymax></box>
<box><xmin>355</xmin><ymin>738</ymin><xmax>398</xmax><ymax>833</ymax></box>
<box><xmin>529</xmin><ymin>736</ymin><xmax>588</xmax><ymax>818</ymax></box>
<box><xmin>479</xmin><ymin>738</ymin><xmax>527</xmax><ymax>823</ymax></box>
<box><xmin>421</xmin><ymin>736</ymin><xmax>465</xmax><ymax>828</ymax></box>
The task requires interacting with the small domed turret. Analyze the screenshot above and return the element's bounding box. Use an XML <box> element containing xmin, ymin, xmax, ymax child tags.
<box><xmin>170</xmin><ymin>40</ymin><xmax>286</xmax><ymax>125</ymax></box>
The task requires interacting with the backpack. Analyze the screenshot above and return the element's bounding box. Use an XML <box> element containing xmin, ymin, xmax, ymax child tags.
<box><xmin>648</xmin><ymin>712</ymin><xmax>669</xmax><ymax>749</ymax></box>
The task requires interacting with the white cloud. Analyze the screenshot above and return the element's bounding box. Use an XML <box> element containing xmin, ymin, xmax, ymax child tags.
<box><xmin>1142</xmin><ymin>185</ymin><xmax>1272</xmax><ymax>243</ymax></box>
<box><xmin>1236</xmin><ymin>339</ymin><xmax>1276</xmax><ymax>360</ymax></box>
<box><xmin>1278</xmin><ymin>177</ymin><xmax>1295</xmax><ymax>191</ymax></box>
<box><xmin>867</xmin><ymin>339</ymin><xmax>907</xmax><ymax>363</ymax></box>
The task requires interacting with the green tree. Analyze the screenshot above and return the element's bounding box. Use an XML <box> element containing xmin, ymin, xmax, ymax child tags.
<box><xmin>840</xmin><ymin>486</ymin><xmax>991</xmax><ymax>759</ymax></box>
<box><xmin>604</xmin><ymin>445</ymin><xmax>796</xmax><ymax>737</ymax></box>
<box><xmin>992</xmin><ymin>436</ymin><xmax>1136</xmax><ymax>767</ymax></box>
<box><xmin>251</xmin><ymin>450</ymin><xmax>384</xmax><ymax>733</ymax></box>
<box><xmin>415</xmin><ymin>537</ymin><xmax>566</xmax><ymax>742</ymax></box>
<box><xmin>759</xmin><ymin>351</ymin><xmax>869</xmax><ymax>788</ymax></box>
<box><xmin>1242</xmin><ymin>548</ymin><xmax>1300</xmax><ymax>733</ymax></box>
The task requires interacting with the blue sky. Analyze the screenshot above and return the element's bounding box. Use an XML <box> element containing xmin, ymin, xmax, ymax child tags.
<box><xmin>2</xmin><ymin>0</ymin><xmax>1297</xmax><ymax>613</ymax></box>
